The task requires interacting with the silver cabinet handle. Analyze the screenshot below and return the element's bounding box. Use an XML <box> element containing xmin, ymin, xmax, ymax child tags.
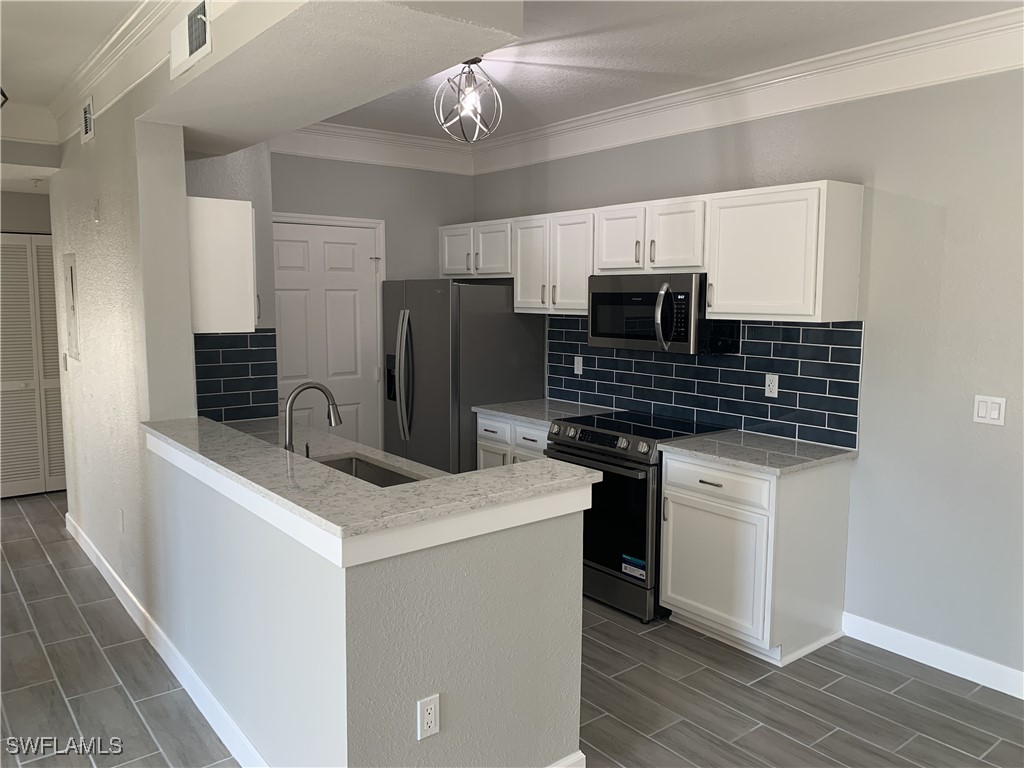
<box><xmin>698</xmin><ymin>479</ymin><xmax>724</xmax><ymax>488</ymax></box>
<box><xmin>541</xmin><ymin>284</ymin><xmax>547</xmax><ymax>304</ymax></box>
<box><xmin>707</xmin><ymin>282</ymin><xmax>714</xmax><ymax>308</ymax></box>
<box><xmin>663</xmin><ymin>503</ymin><xmax>668</xmax><ymax>522</ymax></box>
<box><xmin>475</xmin><ymin>251</ymin><xmax>481</xmax><ymax>270</ymax></box>
<box><xmin>650</xmin><ymin>239</ymin><xmax>656</xmax><ymax>263</ymax></box>
<box><xmin>522</xmin><ymin>437</ymin><xmax>538</xmax><ymax>443</ymax></box>
<box><xmin>466</xmin><ymin>252</ymin><xmax>472</xmax><ymax>271</ymax></box>
<box><xmin>484</xmin><ymin>428</ymin><xmax>497</xmax><ymax>434</ymax></box>
<box><xmin>513</xmin><ymin>456</ymin><xmax>520</xmax><ymax>464</ymax></box>
<box><xmin>653</xmin><ymin>282</ymin><xmax>671</xmax><ymax>352</ymax></box>
<box><xmin>552</xmin><ymin>284</ymin><xmax>558</xmax><ymax>305</ymax></box>
<box><xmin>256</xmin><ymin>294</ymin><xmax>261</xmax><ymax>320</ymax></box>
<box><xmin>634</xmin><ymin>240</ymin><xmax>640</xmax><ymax>264</ymax></box>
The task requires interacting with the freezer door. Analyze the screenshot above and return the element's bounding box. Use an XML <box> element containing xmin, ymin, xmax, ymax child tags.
<box><xmin>405</xmin><ymin>280</ymin><xmax>457</xmax><ymax>472</ymax></box>
<box><xmin>382</xmin><ymin>281</ymin><xmax>407</xmax><ymax>459</ymax></box>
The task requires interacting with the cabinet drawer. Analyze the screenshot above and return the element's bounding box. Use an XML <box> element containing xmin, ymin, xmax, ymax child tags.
<box><xmin>664</xmin><ymin>459</ymin><xmax>770</xmax><ymax>511</ymax></box>
<box><xmin>513</xmin><ymin>424</ymin><xmax>548</xmax><ymax>452</ymax></box>
<box><xmin>477</xmin><ymin>417</ymin><xmax>511</xmax><ymax>444</ymax></box>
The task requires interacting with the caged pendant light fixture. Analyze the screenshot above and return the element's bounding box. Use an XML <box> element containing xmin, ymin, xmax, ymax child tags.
<box><xmin>434</xmin><ymin>57</ymin><xmax>503</xmax><ymax>143</ymax></box>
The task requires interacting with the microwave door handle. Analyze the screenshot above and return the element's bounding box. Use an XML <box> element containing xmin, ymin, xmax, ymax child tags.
<box><xmin>653</xmin><ymin>282</ymin><xmax>671</xmax><ymax>351</ymax></box>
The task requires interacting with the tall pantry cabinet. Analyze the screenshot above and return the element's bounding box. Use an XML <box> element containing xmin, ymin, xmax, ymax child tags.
<box><xmin>1</xmin><ymin>234</ymin><xmax>66</xmax><ymax>497</ymax></box>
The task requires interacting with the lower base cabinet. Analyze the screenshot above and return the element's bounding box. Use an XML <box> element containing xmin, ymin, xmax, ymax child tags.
<box><xmin>659</xmin><ymin>452</ymin><xmax>852</xmax><ymax>665</ymax></box>
<box><xmin>512</xmin><ymin>448</ymin><xmax>544</xmax><ymax>463</ymax></box>
<box><xmin>475</xmin><ymin>415</ymin><xmax>548</xmax><ymax>470</ymax></box>
<box><xmin>477</xmin><ymin>440</ymin><xmax>511</xmax><ymax>468</ymax></box>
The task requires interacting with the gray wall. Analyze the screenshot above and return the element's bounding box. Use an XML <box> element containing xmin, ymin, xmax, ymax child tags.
<box><xmin>473</xmin><ymin>71</ymin><xmax>1024</xmax><ymax>671</ymax></box>
<box><xmin>185</xmin><ymin>144</ymin><xmax>276</xmax><ymax>327</ymax></box>
<box><xmin>270</xmin><ymin>154</ymin><xmax>474</xmax><ymax>279</ymax></box>
<box><xmin>1</xmin><ymin>191</ymin><xmax>52</xmax><ymax>233</ymax></box>
<box><xmin>345</xmin><ymin>512</ymin><xmax>582</xmax><ymax>767</ymax></box>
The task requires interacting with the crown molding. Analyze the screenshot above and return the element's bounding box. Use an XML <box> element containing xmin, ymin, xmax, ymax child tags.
<box><xmin>268</xmin><ymin>122</ymin><xmax>474</xmax><ymax>175</ymax></box>
<box><xmin>471</xmin><ymin>8</ymin><xmax>1024</xmax><ymax>174</ymax></box>
<box><xmin>272</xmin><ymin>8</ymin><xmax>1023</xmax><ymax>177</ymax></box>
<box><xmin>48</xmin><ymin>0</ymin><xmax>179</xmax><ymax>125</ymax></box>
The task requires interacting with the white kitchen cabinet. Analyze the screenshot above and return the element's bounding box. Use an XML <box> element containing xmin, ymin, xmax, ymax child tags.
<box><xmin>440</xmin><ymin>221</ymin><xmax>512</xmax><ymax>277</ymax></box>
<box><xmin>475</xmin><ymin>414</ymin><xmax>549</xmax><ymax>469</ymax></box>
<box><xmin>477</xmin><ymin>441</ymin><xmax>511</xmax><ymax>469</ymax></box>
<box><xmin>595</xmin><ymin>198</ymin><xmax>705</xmax><ymax>274</ymax></box>
<box><xmin>440</xmin><ymin>225</ymin><xmax>473</xmax><ymax>274</ymax></box>
<box><xmin>512</xmin><ymin>212</ymin><xmax>593</xmax><ymax>315</ymax></box>
<box><xmin>512</xmin><ymin>448</ymin><xmax>544</xmax><ymax>463</ymax></box>
<box><xmin>660</xmin><ymin>451</ymin><xmax>853</xmax><ymax>665</ymax></box>
<box><xmin>662</xmin><ymin>490</ymin><xmax>769</xmax><ymax>641</ymax></box>
<box><xmin>512</xmin><ymin>218</ymin><xmax>549</xmax><ymax>311</ymax></box>
<box><xmin>595</xmin><ymin>206</ymin><xmax>646</xmax><ymax>271</ymax></box>
<box><xmin>187</xmin><ymin>196</ymin><xmax>257</xmax><ymax>333</ymax></box>
<box><xmin>705</xmin><ymin>180</ymin><xmax>863</xmax><ymax>321</ymax></box>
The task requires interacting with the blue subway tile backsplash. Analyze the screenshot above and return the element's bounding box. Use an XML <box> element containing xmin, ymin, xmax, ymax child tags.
<box><xmin>194</xmin><ymin>329</ymin><xmax>279</xmax><ymax>422</ymax></box>
<box><xmin>547</xmin><ymin>317</ymin><xmax>863</xmax><ymax>449</ymax></box>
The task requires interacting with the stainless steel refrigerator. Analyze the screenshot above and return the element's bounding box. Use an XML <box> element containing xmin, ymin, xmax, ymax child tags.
<box><xmin>383</xmin><ymin>279</ymin><xmax>545</xmax><ymax>473</ymax></box>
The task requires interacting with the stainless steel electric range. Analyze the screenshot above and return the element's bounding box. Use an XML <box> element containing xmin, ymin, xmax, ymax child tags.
<box><xmin>545</xmin><ymin>411</ymin><xmax>728</xmax><ymax>623</ymax></box>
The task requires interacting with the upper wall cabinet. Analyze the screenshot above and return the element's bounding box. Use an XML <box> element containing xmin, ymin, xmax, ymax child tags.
<box><xmin>595</xmin><ymin>198</ymin><xmax>705</xmax><ymax>274</ymax></box>
<box><xmin>440</xmin><ymin>221</ymin><xmax>513</xmax><ymax>277</ymax></box>
<box><xmin>512</xmin><ymin>212</ymin><xmax>593</xmax><ymax>315</ymax></box>
<box><xmin>187</xmin><ymin>196</ymin><xmax>257</xmax><ymax>334</ymax></box>
<box><xmin>705</xmin><ymin>181</ymin><xmax>863</xmax><ymax>322</ymax></box>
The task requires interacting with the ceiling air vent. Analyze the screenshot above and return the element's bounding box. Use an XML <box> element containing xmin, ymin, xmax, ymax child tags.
<box><xmin>170</xmin><ymin>1</ymin><xmax>212</xmax><ymax>80</ymax></box>
<box><xmin>81</xmin><ymin>96</ymin><xmax>95</xmax><ymax>144</ymax></box>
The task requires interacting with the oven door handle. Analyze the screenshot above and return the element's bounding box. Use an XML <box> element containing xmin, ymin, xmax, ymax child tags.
<box><xmin>653</xmin><ymin>282</ymin><xmax>671</xmax><ymax>352</ymax></box>
<box><xmin>545</xmin><ymin>449</ymin><xmax>649</xmax><ymax>480</ymax></box>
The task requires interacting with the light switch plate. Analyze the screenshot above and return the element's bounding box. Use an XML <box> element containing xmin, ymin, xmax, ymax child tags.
<box><xmin>573</xmin><ymin>356</ymin><xmax>583</xmax><ymax>376</ymax></box>
<box><xmin>973</xmin><ymin>395</ymin><xmax>1006</xmax><ymax>426</ymax></box>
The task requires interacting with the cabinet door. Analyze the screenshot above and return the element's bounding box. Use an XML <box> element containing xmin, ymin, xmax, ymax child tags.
<box><xmin>475</xmin><ymin>221</ymin><xmax>512</xmax><ymax>275</ymax></box>
<box><xmin>512</xmin><ymin>218</ymin><xmax>549</xmax><ymax>311</ymax></box>
<box><xmin>661</xmin><ymin>489</ymin><xmax>769</xmax><ymax>641</ymax></box>
<box><xmin>512</xmin><ymin>448</ymin><xmax>544</xmax><ymax>463</ymax></box>
<box><xmin>595</xmin><ymin>206</ymin><xmax>645</xmax><ymax>272</ymax></box>
<box><xmin>549</xmin><ymin>212</ymin><xmax>593</xmax><ymax>313</ymax></box>
<box><xmin>706</xmin><ymin>187</ymin><xmax>820</xmax><ymax>317</ymax></box>
<box><xmin>648</xmin><ymin>200</ymin><xmax>704</xmax><ymax>269</ymax></box>
<box><xmin>440</xmin><ymin>225</ymin><xmax>474</xmax><ymax>275</ymax></box>
<box><xmin>187</xmin><ymin>196</ymin><xmax>256</xmax><ymax>333</ymax></box>
<box><xmin>477</xmin><ymin>441</ymin><xmax>511</xmax><ymax>470</ymax></box>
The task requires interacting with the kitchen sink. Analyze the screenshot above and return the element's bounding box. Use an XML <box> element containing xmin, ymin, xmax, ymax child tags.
<box><xmin>315</xmin><ymin>456</ymin><xmax>418</xmax><ymax>488</ymax></box>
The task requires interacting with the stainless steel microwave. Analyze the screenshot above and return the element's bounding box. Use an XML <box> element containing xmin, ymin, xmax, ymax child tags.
<box><xmin>587</xmin><ymin>273</ymin><xmax>740</xmax><ymax>355</ymax></box>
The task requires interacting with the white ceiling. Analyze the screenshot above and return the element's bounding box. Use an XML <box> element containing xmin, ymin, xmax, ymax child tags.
<box><xmin>0</xmin><ymin>164</ymin><xmax>56</xmax><ymax>194</ymax></box>
<box><xmin>326</xmin><ymin>1</ymin><xmax>1017</xmax><ymax>138</ymax></box>
<box><xmin>0</xmin><ymin>0</ymin><xmax>141</xmax><ymax>107</ymax></box>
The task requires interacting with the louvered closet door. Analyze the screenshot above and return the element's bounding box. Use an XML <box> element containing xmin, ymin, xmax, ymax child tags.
<box><xmin>1</xmin><ymin>234</ymin><xmax>45</xmax><ymax>497</ymax></box>
<box><xmin>34</xmin><ymin>237</ymin><xmax>66</xmax><ymax>491</ymax></box>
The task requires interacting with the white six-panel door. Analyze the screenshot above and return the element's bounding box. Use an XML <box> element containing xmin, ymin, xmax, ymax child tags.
<box><xmin>273</xmin><ymin>220</ymin><xmax>382</xmax><ymax>448</ymax></box>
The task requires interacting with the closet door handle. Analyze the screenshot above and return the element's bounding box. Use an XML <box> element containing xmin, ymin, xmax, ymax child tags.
<box><xmin>650</xmin><ymin>239</ymin><xmax>656</xmax><ymax>263</ymax></box>
<box><xmin>634</xmin><ymin>240</ymin><xmax>640</xmax><ymax>264</ymax></box>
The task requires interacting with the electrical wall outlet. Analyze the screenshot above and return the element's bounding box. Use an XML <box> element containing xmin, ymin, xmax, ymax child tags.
<box><xmin>764</xmin><ymin>373</ymin><xmax>779</xmax><ymax>399</ymax></box>
<box><xmin>416</xmin><ymin>694</ymin><xmax>439</xmax><ymax>740</ymax></box>
<box><xmin>574</xmin><ymin>356</ymin><xmax>583</xmax><ymax>376</ymax></box>
<box><xmin>973</xmin><ymin>395</ymin><xmax>1006</xmax><ymax>426</ymax></box>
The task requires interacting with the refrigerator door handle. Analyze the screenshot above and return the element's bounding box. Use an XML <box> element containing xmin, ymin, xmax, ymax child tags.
<box><xmin>395</xmin><ymin>309</ymin><xmax>410</xmax><ymax>441</ymax></box>
<box><xmin>403</xmin><ymin>311</ymin><xmax>414</xmax><ymax>438</ymax></box>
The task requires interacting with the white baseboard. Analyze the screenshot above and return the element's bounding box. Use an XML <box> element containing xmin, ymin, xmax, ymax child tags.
<box><xmin>843</xmin><ymin>613</ymin><xmax>1024</xmax><ymax>699</ymax></box>
<box><xmin>65</xmin><ymin>515</ymin><xmax>268</xmax><ymax>767</ymax></box>
<box><xmin>549</xmin><ymin>749</ymin><xmax>586</xmax><ymax>768</ymax></box>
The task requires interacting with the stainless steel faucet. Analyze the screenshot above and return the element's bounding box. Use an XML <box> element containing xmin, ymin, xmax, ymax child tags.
<box><xmin>284</xmin><ymin>382</ymin><xmax>342</xmax><ymax>453</ymax></box>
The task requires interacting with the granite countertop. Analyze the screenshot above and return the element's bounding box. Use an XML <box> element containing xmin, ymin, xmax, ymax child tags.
<box><xmin>659</xmin><ymin>430</ymin><xmax>857</xmax><ymax>476</ymax></box>
<box><xmin>142</xmin><ymin>417</ymin><xmax>600</xmax><ymax>539</ymax></box>
<box><xmin>472</xmin><ymin>398</ymin><xmax>617</xmax><ymax>428</ymax></box>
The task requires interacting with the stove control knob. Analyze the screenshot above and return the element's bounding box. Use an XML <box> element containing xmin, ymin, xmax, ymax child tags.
<box><xmin>567</xmin><ymin>427</ymin><xmax>578</xmax><ymax>438</ymax></box>
<box><xmin>616</xmin><ymin>437</ymin><xmax>630</xmax><ymax>450</ymax></box>
<box><xmin>550</xmin><ymin>424</ymin><xmax>561</xmax><ymax>435</ymax></box>
<box><xmin>637</xmin><ymin>442</ymin><xmax>651</xmax><ymax>455</ymax></box>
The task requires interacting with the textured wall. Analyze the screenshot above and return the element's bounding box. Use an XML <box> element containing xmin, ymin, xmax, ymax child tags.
<box><xmin>345</xmin><ymin>513</ymin><xmax>583</xmax><ymax>767</ymax></box>
<box><xmin>270</xmin><ymin>154</ymin><xmax>474</xmax><ymax>279</ymax></box>
<box><xmin>549</xmin><ymin>317</ymin><xmax>863</xmax><ymax>448</ymax></box>
<box><xmin>1</xmin><ymin>192</ymin><xmax>52</xmax><ymax>233</ymax></box>
<box><xmin>473</xmin><ymin>71</ymin><xmax>1024</xmax><ymax>670</ymax></box>
<box><xmin>185</xmin><ymin>143</ymin><xmax>276</xmax><ymax>327</ymax></box>
<box><xmin>148</xmin><ymin>452</ymin><xmax>347</xmax><ymax>767</ymax></box>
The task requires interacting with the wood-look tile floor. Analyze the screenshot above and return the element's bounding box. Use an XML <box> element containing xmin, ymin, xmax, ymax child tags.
<box><xmin>1</xmin><ymin>493</ymin><xmax>237</xmax><ymax>768</ymax></box>
<box><xmin>578</xmin><ymin>598</ymin><xmax>1024</xmax><ymax>768</ymax></box>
